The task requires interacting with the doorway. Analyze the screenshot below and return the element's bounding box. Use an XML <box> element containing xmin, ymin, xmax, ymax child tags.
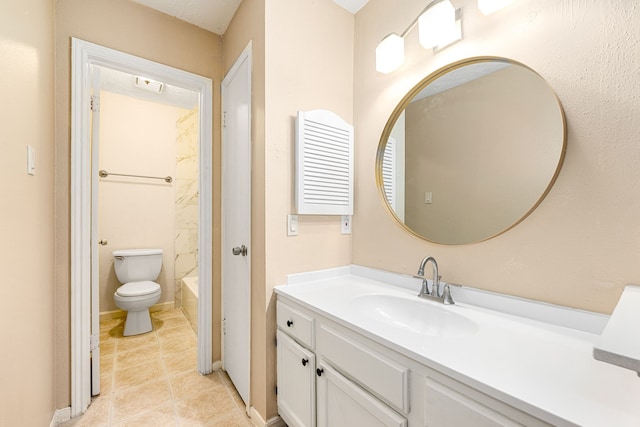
<box><xmin>70</xmin><ymin>39</ymin><xmax>214</xmax><ymax>416</ymax></box>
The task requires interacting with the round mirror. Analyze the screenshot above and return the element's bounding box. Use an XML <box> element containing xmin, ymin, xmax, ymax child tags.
<box><xmin>376</xmin><ymin>57</ymin><xmax>566</xmax><ymax>245</ymax></box>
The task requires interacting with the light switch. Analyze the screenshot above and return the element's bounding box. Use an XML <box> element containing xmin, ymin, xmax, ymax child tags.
<box><xmin>287</xmin><ymin>214</ymin><xmax>299</xmax><ymax>236</ymax></box>
<box><xmin>27</xmin><ymin>145</ymin><xmax>36</xmax><ymax>175</ymax></box>
<box><xmin>424</xmin><ymin>191</ymin><xmax>433</xmax><ymax>204</ymax></box>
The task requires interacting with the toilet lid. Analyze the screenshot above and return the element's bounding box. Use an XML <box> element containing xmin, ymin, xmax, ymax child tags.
<box><xmin>116</xmin><ymin>281</ymin><xmax>160</xmax><ymax>297</ymax></box>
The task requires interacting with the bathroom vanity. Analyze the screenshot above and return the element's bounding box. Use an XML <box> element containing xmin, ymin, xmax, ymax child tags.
<box><xmin>275</xmin><ymin>266</ymin><xmax>640</xmax><ymax>427</ymax></box>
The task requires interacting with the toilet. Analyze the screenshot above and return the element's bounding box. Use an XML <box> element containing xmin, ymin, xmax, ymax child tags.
<box><xmin>112</xmin><ymin>248</ymin><xmax>163</xmax><ymax>336</ymax></box>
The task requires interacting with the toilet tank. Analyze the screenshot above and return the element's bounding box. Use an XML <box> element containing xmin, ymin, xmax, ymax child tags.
<box><xmin>113</xmin><ymin>248</ymin><xmax>163</xmax><ymax>284</ymax></box>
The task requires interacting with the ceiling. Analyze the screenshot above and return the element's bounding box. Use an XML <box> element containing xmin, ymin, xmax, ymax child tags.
<box><xmin>130</xmin><ymin>0</ymin><xmax>369</xmax><ymax>35</ymax></box>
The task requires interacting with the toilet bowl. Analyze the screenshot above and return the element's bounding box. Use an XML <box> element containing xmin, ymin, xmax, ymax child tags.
<box><xmin>112</xmin><ymin>249</ymin><xmax>163</xmax><ymax>336</ymax></box>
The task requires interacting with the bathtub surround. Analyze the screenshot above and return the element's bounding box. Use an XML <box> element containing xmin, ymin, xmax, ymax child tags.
<box><xmin>174</xmin><ymin>107</ymin><xmax>200</xmax><ymax>308</ymax></box>
<box><xmin>182</xmin><ymin>276</ymin><xmax>199</xmax><ymax>333</ymax></box>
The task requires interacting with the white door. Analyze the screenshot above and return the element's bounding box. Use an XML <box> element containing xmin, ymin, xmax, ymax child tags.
<box><xmin>90</xmin><ymin>65</ymin><xmax>101</xmax><ymax>396</ymax></box>
<box><xmin>222</xmin><ymin>42</ymin><xmax>252</xmax><ymax>404</ymax></box>
<box><xmin>316</xmin><ymin>363</ymin><xmax>407</xmax><ymax>427</ymax></box>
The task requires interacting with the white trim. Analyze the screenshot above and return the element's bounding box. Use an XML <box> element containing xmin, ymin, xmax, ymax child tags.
<box><xmin>50</xmin><ymin>407</ymin><xmax>71</xmax><ymax>426</ymax></box>
<box><xmin>70</xmin><ymin>38</ymin><xmax>214</xmax><ymax>415</ymax></box>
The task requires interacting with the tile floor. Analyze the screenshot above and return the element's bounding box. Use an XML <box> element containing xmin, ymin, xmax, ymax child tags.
<box><xmin>61</xmin><ymin>309</ymin><xmax>253</xmax><ymax>427</ymax></box>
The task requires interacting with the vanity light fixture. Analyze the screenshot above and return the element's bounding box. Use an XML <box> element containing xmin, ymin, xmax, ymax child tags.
<box><xmin>376</xmin><ymin>33</ymin><xmax>405</xmax><ymax>74</ymax></box>
<box><xmin>418</xmin><ymin>0</ymin><xmax>459</xmax><ymax>49</ymax></box>
<box><xmin>477</xmin><ymin>0</ymin><xmax>514</xmax><ymax>15</ymax></box>
<box><xmin>375</xmin><ymin>0</ymin><xmax>462</xmax><ymax>74</ymax></box>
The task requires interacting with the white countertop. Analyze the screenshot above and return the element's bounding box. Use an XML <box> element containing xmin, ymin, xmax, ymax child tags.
<box><xmin>275</xmin><ymin>266</ymin><xmax>640</xmax><ymax>427</ymax></box>
<box><xmin>594</xmin><ymin>285</ymin><xmax>640</xmax><ymax>375</ymax></box>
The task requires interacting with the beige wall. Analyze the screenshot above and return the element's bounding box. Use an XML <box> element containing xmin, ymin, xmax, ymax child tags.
<box><xmin>223</xmin><ymin>0</ymin><xmax>268</xmax><ymax>418</ymax></box>
<box><xmin>354</xmin><ymin>0</ymin><xmax>640</xmax><ymax>314</ymax></box>
<box><xmin>98</xmin><ymin>91</ymin><xmax>181</xmax><ymax>312</ymax></box>
<box><xmin>223</xmin><ymin>0</ymin><xmax>353</xmax><ymax>421</ymax></box>
<box><xmin>0</xmin><ymin>0</ymin><xmax>56</xmax><ymax>425</ymax></box>
<box><xmin>264</xmin><ymin>0</ymin><xmax>354</xmax><ymax>417</ymax></box>
<box><xmin>54</xmin><ymin>0</ymin><xmax>223</xmax><ymax>408</ymax></box>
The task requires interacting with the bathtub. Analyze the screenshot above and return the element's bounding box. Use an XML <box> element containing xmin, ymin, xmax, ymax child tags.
<box><xmin>181</xmin><ymin>276</ymin><xmax>198</xmax><ymax>334</ymax></box>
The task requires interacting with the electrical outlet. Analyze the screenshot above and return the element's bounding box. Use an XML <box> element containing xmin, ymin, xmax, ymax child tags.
<box><xmin>341</xmin><ymin>215</ymin><xmax>352</xmax><ymax>234</ymax></box>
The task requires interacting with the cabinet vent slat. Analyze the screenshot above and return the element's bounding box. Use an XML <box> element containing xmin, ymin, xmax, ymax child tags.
<box><xmin>296</xmin><ymin>110</ymin><xmax>354</xmax><ymax>215</ymax></box>
<box><xmin>382</xmin><ymin>137</ymin><xmax>396</xmax><ymax>207</ymax></box>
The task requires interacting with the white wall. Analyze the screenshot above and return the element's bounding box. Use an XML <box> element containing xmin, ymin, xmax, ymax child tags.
<box><xmin>353</xmin><ymin>0</ymin><xmax>640</xmax><ymax>314</ymax></box>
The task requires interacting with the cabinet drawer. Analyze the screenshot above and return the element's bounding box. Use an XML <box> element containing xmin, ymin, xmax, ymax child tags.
<box><xmin>318</xmin><ymin>325</ymin><xmax>409</xmax><ymax>413</ymax></box>
<box><xmin>277</xmin><ymin>301</ymin><xmax>315</xmax><ymax>349</ymax></box>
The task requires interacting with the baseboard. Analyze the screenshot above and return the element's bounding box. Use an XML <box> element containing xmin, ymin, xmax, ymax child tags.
<box><xmin>212</xmin><ymin>360</ymin><xmax>223</xmax><ymax>371</ymax></box>
<box><xmin>50</xmin><ymin>407</ymin><xmax>71</xmax><ymax>426</ymax></box>
<box><xmin>99</xmin><ymin>301</ymin><xmax>175</xmax><ymax>322</ymax></box>
<box><xmin>248</xmin><ymin>406</ymin><xmax>286</xmax><ymax>427</ymax></box>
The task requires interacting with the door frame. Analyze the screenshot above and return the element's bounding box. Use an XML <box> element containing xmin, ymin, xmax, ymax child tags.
<box><xmin>221</xmin><ymin>41</ymin><xmax>252</xmax><ymax>406</ymax></box>
<box><xmin>70</xmin><ymin>38</ymin><xmax>214</xmax><ymax>416</ymax></box>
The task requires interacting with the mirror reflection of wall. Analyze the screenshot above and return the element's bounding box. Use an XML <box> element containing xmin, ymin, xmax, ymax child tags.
<box><xmin>379</xmin><ymin>58</ymin><xmax>566</xmax><ymax>245</ymax></box>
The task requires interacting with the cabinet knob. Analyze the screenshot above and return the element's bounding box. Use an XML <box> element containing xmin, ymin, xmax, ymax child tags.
<box><xmin>302</xmin><ymin>358</ymin><xmax>309</xmax><ymax>366</ymax></box>
<box><xmin>286</xmin><ymin>320</ymin><xmax>294</xmax><ymax>327</ymax></box>
<box><xmin>316</xmin><ymin>368</ymin><xmax>324</xmax><ymax>377</ymax></box>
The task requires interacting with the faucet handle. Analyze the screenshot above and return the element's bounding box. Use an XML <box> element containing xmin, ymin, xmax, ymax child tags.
<box><xmin>441</xmin><ymin>284</ymin><xmax>455</xmax><ymax>305</ymax></box>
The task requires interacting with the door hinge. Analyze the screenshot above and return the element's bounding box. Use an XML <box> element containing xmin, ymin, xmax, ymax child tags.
<box><xmin>222</xmin><ymin>317</ymin><xmax>226</xmax><ymax>335</ymax></box>
<box><xmin>90</xmin><ymin>334</ymin><xmax>99</xmax><ymax>351</ymax></box>
<box><xmin>223</xmin><ymin>111</ymin><xmax>227</xmax><ymax>128</ymax></box>
<box><xmin>90</xmin><ymin>95</ymin><xmax>100</xmax><ymax>112</ymax></box>
<box><xmin>275</xmin><ymin>386</ymin><xmax>278</xmax><ymax>395</ymax></box>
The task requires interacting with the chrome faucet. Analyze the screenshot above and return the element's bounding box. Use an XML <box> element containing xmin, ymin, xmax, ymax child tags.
<box><xmin>416</xmin><ymin>256</ymin><xmax>455</xmax><ymax>304</ymax></box>
<box><xmin>417</xmin><ymin>256</ymin><xmax>439</xmax><ymax>297</ymax></box>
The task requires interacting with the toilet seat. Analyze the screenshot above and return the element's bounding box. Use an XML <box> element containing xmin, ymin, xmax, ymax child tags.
<box><xmin>116</xmin><ymin>281</ymin><xmax>160</xmax><ymax>297</ymax></box>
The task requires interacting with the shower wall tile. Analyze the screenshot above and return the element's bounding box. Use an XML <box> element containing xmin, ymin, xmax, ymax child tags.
<box><xmin>174</xmin><ymin>106</ymin><xmax>199</xmax><ymax>307</ymax></box>
<box><xmin>175</xmin><ymin>253</ymin><xmax>198</xmax><ymax>279</ymax></box>
<box><xmin>175</xmin><ymin>228</ymin><xmax>198</xmax><ymax>254</ymax></box>
<box><xmin>176</xmin><ymin>178</ymin><xmax>199</xmax><ymax>206</ymax></box>
<box><xmin>176</xmin><ymin>155</ymin><xmax>199</xmax><ymax>179</ymax></box>
<box><xmin>176</xmin><ymin>204</ymin><xmax>198</xmax><ymax>229</ymax></box>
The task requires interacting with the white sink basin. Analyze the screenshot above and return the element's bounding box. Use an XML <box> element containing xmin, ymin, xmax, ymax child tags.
<box><xmin>349</xmin><ymin>294</ymin><xmax>478</xmax><ymax>338</ymax></box>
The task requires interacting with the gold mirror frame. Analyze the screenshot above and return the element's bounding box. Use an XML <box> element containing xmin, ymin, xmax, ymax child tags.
<box><xmin>376</xmin><ymin>56</ymin><xmax>567</xmax><ymax>245</ymax></box>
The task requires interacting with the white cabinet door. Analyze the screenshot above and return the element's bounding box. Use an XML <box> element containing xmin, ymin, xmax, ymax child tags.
<box><xmin>316</xmin><ymin>362</ymin><xmax>407</xmax><ymax>427</ymax></box>
<box><xmin>425</xmin><ymin>376</ymin><xmax>551</xmax><ymax>427</ymax></box>
<box><xmin>277</xmin><ymin>330</ymin><xmax>316</xmax><ymax>427</ymax></box>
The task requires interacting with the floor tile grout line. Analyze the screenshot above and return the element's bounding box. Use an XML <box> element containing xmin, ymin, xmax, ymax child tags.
<box><xmin>158</xmin><ymin>327</ymin><xmax>183</xmax><ymax>426</ymax></box>
<box><xmin>95</xmin><ymin>308</ymin><xmax>241</xmax><ymax>427</ymax></box>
